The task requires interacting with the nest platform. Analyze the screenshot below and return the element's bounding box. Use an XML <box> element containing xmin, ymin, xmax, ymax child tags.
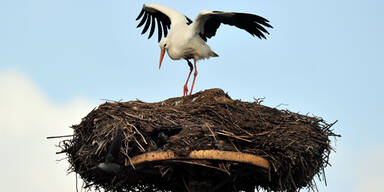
<box><xmin>59</xmin><ymin>88</ymin><xmax>339</xmax><ymax>192</ymax></box>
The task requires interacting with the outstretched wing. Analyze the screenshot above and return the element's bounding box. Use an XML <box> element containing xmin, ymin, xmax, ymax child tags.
<box><xmin>193</xmin><ymin>11</ymin><xmax>273</xmax><ymax>42</ymax></box>
<box><xmin>136</xmin><ymin>4</ymin><xmax>193</xmax><ymax>42</ymax></box>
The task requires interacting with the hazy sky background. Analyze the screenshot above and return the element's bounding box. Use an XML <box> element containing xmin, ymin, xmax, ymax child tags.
<box><xmin>1</xmin><ymin>0</ymin><xmax>383</xmax><ymax>191</ymax></box>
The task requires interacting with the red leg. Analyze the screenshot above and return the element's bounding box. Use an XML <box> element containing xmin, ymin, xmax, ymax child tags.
<box><xmin>183</xmin><ymin>60</ymin><xmax>193</xmax><ymax>96</ymax></box>
<box><xmin>183</xmin><ymin>70</ymin><xmax>192</xmax><ymax>96</ymax></box>
<box><xmin>189</xmin><ymin>59</ymin><xmax>198</xmax><ymax>95</ymax></box>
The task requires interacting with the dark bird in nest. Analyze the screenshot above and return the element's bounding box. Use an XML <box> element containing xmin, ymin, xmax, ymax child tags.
<box><xmin>81</xmin><ymin>128</ymin><xmax>124</xmax><ymax>174</ymax></box>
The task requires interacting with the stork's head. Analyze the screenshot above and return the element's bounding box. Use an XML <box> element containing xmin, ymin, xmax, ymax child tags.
<box><xmin>158</xmin><ymin>38</ymin><xmax>168</xmax><ymax>69</ymax></box>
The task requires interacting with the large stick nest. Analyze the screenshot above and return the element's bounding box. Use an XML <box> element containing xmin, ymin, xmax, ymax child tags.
<box><xmin>59</xmin><ymin>88</ymin><xmax>339</xmax><ymax>192</ymax></box>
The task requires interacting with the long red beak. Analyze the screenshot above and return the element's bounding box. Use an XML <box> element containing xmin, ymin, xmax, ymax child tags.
<box><xmin>159</xmin><ymin>48</ymin><xmax>166</xmax><ymax>69</ymax></box>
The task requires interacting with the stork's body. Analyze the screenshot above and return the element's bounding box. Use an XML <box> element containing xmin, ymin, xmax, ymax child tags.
<box><xmin>164</xmin><ymin>27</ymin><xmax>217</xmax><ymax>61</ymax></box>
<box><xmin>136</xmin><ymin>4</ymin><xmax>272</xmax><ymax>95</ymax></box>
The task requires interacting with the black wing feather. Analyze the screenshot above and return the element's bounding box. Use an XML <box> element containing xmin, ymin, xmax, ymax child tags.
<box><xmin>156</xmin><ymin>18</ymin><xmax>163</xmax><ymax>42</ymax></box>
<box><xmin>141</xmin><ymin>14</ymin><xmax>152</xmax><ymax>34</ymax></box>
<box><xmin>137</xmin><ymin>12</ymin><xmax>148</xmax><ymax>28</ymax></box>
<box><xmin>136</xmin><ymin>9</ymin><xmax>145</xmax><ymax>21</ymax></box>
<box><xmin>148</xmin><ymin>15</ymin><xmax>156</xmax><ymax>39</ymax></box>
<box><xmin>162</xmin><ymin>18</ymin><xmax>169</xmax><ymax>37</ymax></box>
<box><xmin>185</xmin><ymin>16</ymin><xmax>193</xmax><ymax>25</ymax></box>
<box><xmin>136</xmin><ymin>6</ymin><xmax>172</xmax><ymax>42</ymax></box>
<box><xmin>201</xmin><ymin>12</ymin><xmax>273</xmax><ymax>41</ymax></box>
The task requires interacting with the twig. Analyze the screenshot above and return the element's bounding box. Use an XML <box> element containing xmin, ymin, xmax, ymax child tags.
<box><xmin>228</xmin><ymin>138</ymin><xmax>240</xmax><ymax>152</ymax></box>
<box><xmin>216</xmin><ymin>131</ymin><xmax>252</xmax><ymax>142</ymax></box>
<box><xmin>100</xmin><ymin>98</ymin><xmax>122</xmax><ymax>102</ymax></box>
<box><xmin>253</xmin><ymin>97</ymin><xmax>265</xmax><ymax>104</ymax></box>
<box><xmin>123</xmin><ymin>111</ymin><xmax>150</xmax><ymax>121</ymax></box>
<box><xmin>126</xmin><ymin>122</ymin><xmax>148</xmax><ymax>144</ymax></box>
<box><xmin>162</xmin><ymin>116</ymin><xmax>178</xmax><ymax>125</ymax></box>
<box><xmin>46</xmin><ymin>135</ymin><xmax>73</xmax><ymax>139</ymax></box>
<box><xmin>56</xmin><ymin>150</ymin><xmax>68</xmax><ymax>154</ymax></box>
<box><xmin>233</xmin><ymin>124</ymin><xmax>254</xmax><ymax>136</ymax></box>
<box><xmin>127</xmin><ymin>156</ymin><xmax>135</xmax><ymax>169</ymax></box>
<box><xmin>76</xmin><ymin>173</ymin><xmax>79</xmax><ymax>192</ymax></box>
<box><xmin>274</xmin><ymin>103</ymin><xmax>288</xmax><ymax>109</ymax></box>
<box><xmin>133</xmin><ymin>136</ymin><xmax>146</xmax><ymax>152</ymax></box>
<box><xmin>204</xmin><ymin>122</ymin><xmax>217</xmax><ymax>142</ymax></box>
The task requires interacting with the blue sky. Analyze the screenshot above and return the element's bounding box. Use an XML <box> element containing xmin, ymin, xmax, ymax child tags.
<box><xmin>1</xmin><ymin>0</ymin><xmax>383</xmax><ymax>191</ymax></box>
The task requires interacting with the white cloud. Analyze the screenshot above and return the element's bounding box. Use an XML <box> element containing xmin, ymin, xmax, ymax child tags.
<box><xmin>356</xmin><ymin>146</ymin><xmax>384</xmax><ymax>192</ymax></box>
<box><xmin>0</xmin><ymin>70</ymin><xmax>94</xmax><ymax>192</ymax></box>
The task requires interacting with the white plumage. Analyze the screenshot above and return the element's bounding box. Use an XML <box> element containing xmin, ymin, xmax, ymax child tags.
<box><xmin>136</xmin><ymin>4</ymin><xmax>272</xmax><ymax>96</ymax></box>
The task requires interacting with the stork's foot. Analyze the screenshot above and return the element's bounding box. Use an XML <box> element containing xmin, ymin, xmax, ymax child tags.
<box><xmin>183</xmin><ymin>84</ymin><xmax>189</xmax><ymax>96</ymax></box>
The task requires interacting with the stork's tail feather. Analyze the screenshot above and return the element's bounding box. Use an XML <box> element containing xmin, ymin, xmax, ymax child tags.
<box><xmin>210</xmin><ymin>51</ymin><xmax>219</xmax><ymax>57</ymax></box>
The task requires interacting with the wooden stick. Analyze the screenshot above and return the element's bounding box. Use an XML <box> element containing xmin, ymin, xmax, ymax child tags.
<box><xmin>46</xmin><ymin>135</ymin><xmax>73</xmax><ymax>139</ymax></box>
<box><xmin>126</xmin><ymin>150</ymin><xmax>269</xmax><ymax>169</ymax></box>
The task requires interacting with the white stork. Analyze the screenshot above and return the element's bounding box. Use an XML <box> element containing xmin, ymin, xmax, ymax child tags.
<box><xmin>136</xmin><ymin>4</ymin><xmax>272</xmax><ymax>96</ymax></box>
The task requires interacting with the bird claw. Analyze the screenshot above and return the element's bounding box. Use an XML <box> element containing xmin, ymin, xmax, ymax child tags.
<box><xmin>183</xmin><ymin>85</ymin><xmax>189</xmax><ymax>96</ymax></box>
